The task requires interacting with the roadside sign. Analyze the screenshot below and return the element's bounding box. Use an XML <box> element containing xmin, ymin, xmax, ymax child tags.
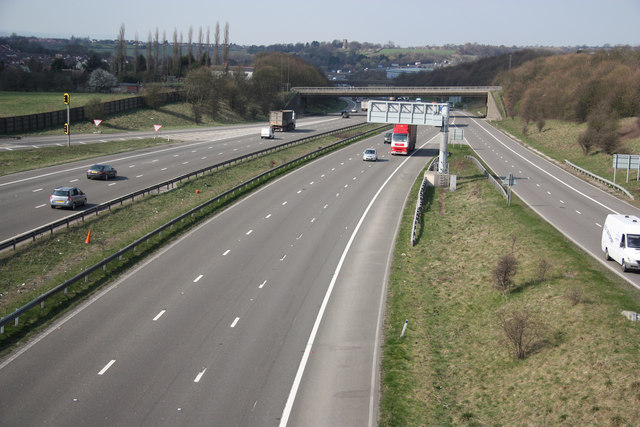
<box><xmin>153</xmin><ymin>124</ymin><xmax>162</xmax><ymax>132</ymax></box>
<box><xmin>93</xmin><ymin>119</ymin><xmax>102</xmax><ymax>127</ymax></box>
<box><xmin>502</xmin><ymin>172</ymin><xmax>516</xmax><ymax>186</ymax></box>
<box><xmin>451</xmin><ymin>128</ymin><xmax>464</xmax><ymax>140</ymax></box>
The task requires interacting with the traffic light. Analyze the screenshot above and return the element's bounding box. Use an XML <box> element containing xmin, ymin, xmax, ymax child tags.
<box><xmin>64</xmin><ymin>123</ymin><xmax>69</xmax><ymax>135</ymax></box>
<box><xmin>63</xmin><ymin>93</ymin><xmax>70</xmax><ymax>104</ymax></box>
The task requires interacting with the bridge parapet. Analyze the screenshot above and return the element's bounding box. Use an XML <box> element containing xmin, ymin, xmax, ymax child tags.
<box><xmin>292</xmin><ymin>86</ymin><xmax>502</xmax><ymax>120</ymax></box>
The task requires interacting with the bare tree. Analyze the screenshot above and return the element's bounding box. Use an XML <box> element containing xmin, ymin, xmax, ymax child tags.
<box><xmin>222</xmin><ymin>22</ymin><xmax>229</xmax><ymax>69</ymax></box>
<box><xmin>153</xmin><ymin>28</ymin><xmax>159</xmax><ymax>79</ymax></box>
<box><xmin>536</xmin><ymin>258</ymin><xmax>551</xmax><ymax>282</ymax></box>
<box><xmin>205</xmin><ymin>26</ymin><xmax>211</xmax><ymax>66</ymax></box>
<box><xmin>114</xmin><ymin>23</ymin><xmax>126</xmax><ymax>77</ymax></box>
<box><xmin>492</xmin><ymin>254</ymin><xmax>518</xmax><ymax>299</ymax></box>
<box><xmin>146</xmin><ymin>32</ymin><xmax>153</xmax><ymax>80</ymax></box>
<box><xmin>497</xmin><ymin>306</ymin><xmax>544</xmax><ymax>359</ymax></box>
<box><xmin>187</xmin><ymin>26</ymin><xmax>193</xmax><ymax>68</ymax></box>
<box><xmin>214</xmin><ymin>22</ymin><xmax>220</xmax><ymax>66</ymax></box>
<box><xmin>172</xmin><ymin>28</ymin><xmax>180</xmax><ymax>77</ymax></box>
<box><xmin>197</xmin><ymin>26</ymin><xmax>203</xmax><ymax>65</ymax></box>
<box><xmin>162</xmin><ymin>30</ymin><xmax>167</xmax><ymax>79</ymax></box>
<box><xmin>133</xmin><ymin>32</ymin><xmax>139</xmax><ymax>74</ymax></box>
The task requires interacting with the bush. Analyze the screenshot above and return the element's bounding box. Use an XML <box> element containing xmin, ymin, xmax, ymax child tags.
<box><xmin>83</xmin><ymin>96</ymin><xmax>104</xmax><ymax>121</ymax></box>
<box><xmin>497</xmin><ymin>306</ymin><xmax>545</xmax><ymax>359</ymax></box>
<box><xmin>492</xmin><ymin>254</ymin><xmax>518</xmax><ymax>298</ymax></box>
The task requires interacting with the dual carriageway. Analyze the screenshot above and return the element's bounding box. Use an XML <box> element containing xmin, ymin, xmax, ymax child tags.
<box><xmin>1</xmin><ymin>109</ymin><xmax>639</xmax><ymax>425</ymax></box>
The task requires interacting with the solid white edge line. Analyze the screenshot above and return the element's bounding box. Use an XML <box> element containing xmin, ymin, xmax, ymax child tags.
<box><xmin>472</xmin><ymin>117</ymin><xmax>620</xmax><ymax>215</ymax></box>
<box><xmin>278</xmin><ymin>133</ymin><xmax>440</xmax><ymax>427</ymax></box>
<box><xmin>467</xmin><ymin>114</ymin><xmax>640</xmax><ymax>291</ymax></box>
<box><xmin>98</xmin><ymin>359</ymin><xmax>116</xmax><ymax>375</ymax></box>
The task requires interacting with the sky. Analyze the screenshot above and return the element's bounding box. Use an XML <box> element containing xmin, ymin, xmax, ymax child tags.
<box><xmin>1</xmin><ymin>0</ymin><xmax>638</xmax><ymax>48</ymax></box>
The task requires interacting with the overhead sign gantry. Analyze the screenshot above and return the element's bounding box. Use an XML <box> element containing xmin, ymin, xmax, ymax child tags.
<box><xmin>367</xmin><ymin>100</ymin><xmax>450</xmax><ymax>173</ymax></box>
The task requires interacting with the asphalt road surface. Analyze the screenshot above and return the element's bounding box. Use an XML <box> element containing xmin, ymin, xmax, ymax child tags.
<box><xmin>0</xmin><ymin>115</ymin><xmax>364</xmax><ymax>243</ymax></box>
<box><xmin>457</xmin><ymin>112</ymin><xmax>640</xmax><ymax>290</ymax></box>
<box><xmin>0</xmin><ymin>124</ymin><xmax>441</xmax><ymax>426</ymax></box>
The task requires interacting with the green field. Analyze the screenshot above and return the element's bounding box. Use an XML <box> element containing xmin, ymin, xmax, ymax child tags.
<box><xmin>380</xmin><ymin>146</ymin><xmax>640</xmax><ymax>425</ymax></box>
<box><xmin>0</xmin><ymin>91</ymin><xmax>136</xmax><ymax>117</ymax></box>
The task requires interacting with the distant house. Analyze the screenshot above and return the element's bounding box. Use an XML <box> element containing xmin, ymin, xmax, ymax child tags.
<box><xmin>112</xmin><ymin>82</ymin><xmax>142</xmax><ymax>94</ymax></box>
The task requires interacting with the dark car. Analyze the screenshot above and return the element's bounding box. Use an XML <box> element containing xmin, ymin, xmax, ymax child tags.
<box><xmin>50</xmin><ymin>186</ymin><xmax>87</xmax><ymax>209</ymax></box>
<box><xmin>384</xmin><ymin>132</ymin><xmax>392</xmax><ymax>143</ymax></box>
<box><xmin>87</xmin><ymin>164</ymin><xmax>117</xmax><ymax>180</ymax></box>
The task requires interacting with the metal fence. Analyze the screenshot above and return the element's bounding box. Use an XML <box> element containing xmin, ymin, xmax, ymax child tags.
<box><xmin>0</xmin><ymin>123</ymin><xmax>388</xmax><ymax>333</ymax></box>
<box><xmin>565</xmin><ymin>159</ymin><xmax>634</xmax><ymax>199</ymax></box>
<box><xmin>410</xmin><ymin>157</ymin><xmax>438</xmax><ymax>246</ymax></box>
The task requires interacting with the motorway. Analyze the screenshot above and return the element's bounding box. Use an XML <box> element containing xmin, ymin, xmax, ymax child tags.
<box><xmin>457</xmin><ymin>112</ymin><xmax>640</xmax><ymax>290</ymax></box>
<box><xmin>0</xmin><ymin>120</ymin><xmax>441</xmax><ymax>425</ymax></box>
<box><xmin>0</xmin><ymin>115</ymin><xmax>361</xmax><ymax>243</ymax></box>
<box><xmin>3</xmin><ymin>110</ymin><xmax>640</xmax><ymax>425</ymax></box>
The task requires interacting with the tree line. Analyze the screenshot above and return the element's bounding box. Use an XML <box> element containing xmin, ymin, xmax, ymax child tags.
<box><xmin>497</xmin><ymin>47</ymin><xmax>640</xmax><ymax>154</ymax></box>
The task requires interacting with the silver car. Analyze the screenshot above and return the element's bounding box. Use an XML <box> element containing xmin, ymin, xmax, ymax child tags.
<box><xmin>50</xmin><ymin>186</ymin><xmax>87</xmax><ymax>209</ymax></box>
<box><xmin>363</xmin><ymin>148</ymin><xmax>377</xmax><ymax>162</ymax></box>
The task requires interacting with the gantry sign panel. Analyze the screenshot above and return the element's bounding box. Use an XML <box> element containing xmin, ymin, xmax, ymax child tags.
<box><xmin>367</xmin><ymin>101</ymin><xmax>447</xmax><ymax>126</ymax></box>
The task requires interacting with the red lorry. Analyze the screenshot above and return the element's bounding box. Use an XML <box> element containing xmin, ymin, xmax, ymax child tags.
<box><xmin>390</xmin><ymin>124</ymin><xmax>416</xmax><ymax>155</ymax></box>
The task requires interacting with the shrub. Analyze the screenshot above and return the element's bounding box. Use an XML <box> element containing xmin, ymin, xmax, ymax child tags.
<box><xmin>83</xmin><ymin>96</ymin><xmax>104</xmax><ymax>121</ymax></box>
<box><xmin>497</xmin><ymin>306</ymin><xmax>545</xmax><ymax>359</ymax></box>
<box><xmin>493</xmin><ymin>254</ymin><xmax>518</xmax><ymax>298</ymax></box>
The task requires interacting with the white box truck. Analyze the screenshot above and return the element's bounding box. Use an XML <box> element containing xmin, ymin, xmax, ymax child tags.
<box><xmin>601</xmin><ymin>214</ymin><xmax>640</xmax><ymax>272</ymax></box>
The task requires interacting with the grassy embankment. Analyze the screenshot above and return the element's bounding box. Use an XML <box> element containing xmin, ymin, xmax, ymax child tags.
<box><xmin>0</xmin><ymin>123</ymin><xmax>384</xmax><ymax>354</ymax></box>
<box><xmin>380</xmin><ymin>145</ymin><xmax>640</xmax><ymax>425</ymax></box>
<box><xmin>494</xmin><ymin>117</ymin><xmax>640</xmax><ymax>201</ymax></box>
<box><xmin>0</xmin><ymin>94</ymin><xmax>257</xmax><ymax>137</ymax></box>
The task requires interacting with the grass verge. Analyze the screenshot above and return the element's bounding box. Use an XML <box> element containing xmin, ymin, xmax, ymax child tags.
<box><xmin>380</xmin><ymin>146</ymin><xmax>640</xmax><ymax>425</ymax></box>
<box><xmin>0</xmin><ymin>123</ymin><xmax>385</xmax><ymax>354</ymax></box>
<box><xmin>494</xmin><ymin>117</ymin><xmax>640</xmax><ymax>201</ymax></box>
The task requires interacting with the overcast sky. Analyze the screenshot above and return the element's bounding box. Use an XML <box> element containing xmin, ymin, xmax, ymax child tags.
<box><xmin>1</xmin><ymin>0</ymin><xmax>638</xmax><ymax>47</ymax></box>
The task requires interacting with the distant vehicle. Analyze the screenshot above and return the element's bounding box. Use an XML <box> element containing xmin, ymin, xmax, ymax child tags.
<box><xmin>50</xmin><ymin>186</ymin><xmax>87</xmax><ymax>209</ymax></box>
<box><xmin>391</xmin><ymin>124</ymin><xmax>416</xmax><ymax>155</ymax></box>
<box><xmin>351</xmin><ymin>108</ymin><xmax>357</xmax><ymax>113</ymax></box>
<box><xmin>384</xmin><ymin>132</ymin><xmax>392</xmax><ymax>143</ymax></box>
<box><xmin>341</xmin><ymin>110</ymin><xmax>350</xmax><ymax>118</ymax></box>
<box><xmin>362</xmin><ymin>148</ymin><xmax>377</xmax><ymax>162</ymax></box>
<box><xmin>86</xmin><ymin>164</ymin><xmax>117</xmax><ymax>180</ymax></box>
<box><xmin>602</xmin><ymin>214</ymin><xmax>640</xmax><ymax>272</ymax></box>
<box><xmin>261</xmin><ymin>127</ymin><xmax>274</xmax><ymax>139</ymax></box>
<box><xmin>361</xmin><ymin>100</ymin><xmax>369</xmax><ymax>111</ymax></box>
<box><xmin>269</xmin><ymin>110</ymin><xmax>296</xmax><ymax>131</ymax></box>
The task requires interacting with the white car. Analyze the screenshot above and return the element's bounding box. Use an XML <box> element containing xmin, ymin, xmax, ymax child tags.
<box><xmin>362</xmin><ymin>148</ymin><xmax>377</xmax><ymax>162</ymax></box>
<box><xmin>261</xmin><ymin>127</ymin><xmax>274</xmax><ymax>139</ymax></box>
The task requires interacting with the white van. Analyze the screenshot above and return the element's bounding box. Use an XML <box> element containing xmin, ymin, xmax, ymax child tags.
<box><xmin>261</xmin><ymin>127</ymin><xmax>274</xmax><ymax>139</ymax></box>
<box><xmin>601</xmin><ymin>214</ymin><xmax>640</xmax><ymax>272</ymax></box>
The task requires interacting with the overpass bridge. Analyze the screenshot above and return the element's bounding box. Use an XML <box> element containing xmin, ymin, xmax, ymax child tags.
<box><xmin>291</xmin><ymin>86</ymin><xmax>503</xmax><ymax>120</ymax></box>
